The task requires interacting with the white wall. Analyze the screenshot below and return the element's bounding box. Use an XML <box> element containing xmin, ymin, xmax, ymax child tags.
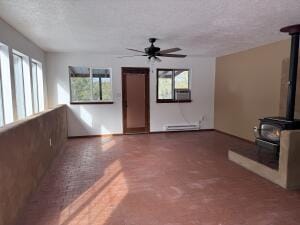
<box><xmin>0</xmin><ymin>18</ymin><xmax>44</xmax><ymax>62</ymax></box>
<box><xmin>0</xmin><ymin>18</ymin><xmax>47</xmax><ymax>108</ymax></box>
<box><xmin>46</xmin><ymin>52</ymin><xmax>215</xmax><ymax>136</ymax></box>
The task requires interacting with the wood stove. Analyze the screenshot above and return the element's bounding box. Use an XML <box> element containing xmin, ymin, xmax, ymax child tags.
<box><xmin>254</xmin><ymin>24</ymin><xmax>300</xmax><ymax>158</ymax></box>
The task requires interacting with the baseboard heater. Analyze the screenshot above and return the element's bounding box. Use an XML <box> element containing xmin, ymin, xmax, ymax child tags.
<box><xmin>165</xmin><ymin>124</ymin><xmax>200</xmax><ymax>131</ymax></box>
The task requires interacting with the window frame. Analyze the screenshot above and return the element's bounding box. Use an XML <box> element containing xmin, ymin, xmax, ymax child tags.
<box><xmin>31</xmin><ymin>58</ymin><xmax>44</xmax><ymax>113</ymax></box>
<box><xmin>69</xmin><ymin>66</ymin><xmax>113</xmax><ymax>104</ymax></box>
<box><xmin>156</xmin><ymin>68</ymin><xmax>192</xmax><ymax>103</ymax></box>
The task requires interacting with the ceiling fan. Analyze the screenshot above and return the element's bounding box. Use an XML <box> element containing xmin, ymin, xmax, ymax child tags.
<box><xmin>119</xmin><ymin>38</ymin><xmax>187</xmax><ymax>62</ymax></box>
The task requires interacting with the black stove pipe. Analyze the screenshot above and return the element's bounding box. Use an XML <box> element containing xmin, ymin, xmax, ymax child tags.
<box><xmin>280</xmin><ymin>25</ymin><xmax>300</xmax><ymax>121</ymax></box>
<box><xmin>286</xmin><ymin>33</ymin><xmax>299</xmax><ymax>121</ymax></box>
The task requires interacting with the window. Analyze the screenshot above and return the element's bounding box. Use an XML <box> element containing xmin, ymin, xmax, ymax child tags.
<box><xmin>36</xmin><ymin>63</ymin><xmax>44</xmax><ymax>111</ymax></box>
<box><xmin>157</xmin><ymin>69</ymin><xmax>191</xmax><ymax>103</ymax></box>
<box><xmin>13</xmin><ymin>53</ymin><xmax>26</xmax><ymax>119</ymax></box>
<box><xmin>31</xmin><ymin>62</ymin><xmax>38</xmax><ymax>113</ymax></box>
<box><xmin>13</xmin><ymin>52</ymin><xmax>33</xmax><ymax>119</ymax></box>
<box><xmin>0</xmin><ymin>44</ymin><xmax>13</xmax><ymax>125</ymax></box>
<box><xmin>69</xmin><ymin>66</ymin><xmax>113</xmax><ymax>104</ymax></box>
<box><xmin>31</xmin><ymin>60</ymin><xmax>44</xmax><ymax>113</ymax></box>
<box><xmin>0</xmin><ymin>46</ymin><xmax>45</xmax><ymax>127</ymax></box>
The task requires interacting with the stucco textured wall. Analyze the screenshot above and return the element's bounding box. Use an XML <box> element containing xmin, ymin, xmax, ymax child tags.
<box><xmin>0</xmin><ymin>105</ymin><xmax>67</xmax><ymax>225</ymax></box>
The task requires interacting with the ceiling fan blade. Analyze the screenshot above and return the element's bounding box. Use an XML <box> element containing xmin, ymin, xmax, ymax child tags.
<box><xmin>126</xmin><ymin>48</ymin><xmax>145</xmax><ymax>53</ymax></box>
<box><xmin>117</xmin><ymin>55</ymin><xmax>147</xmax><ymax>58</ymax></box>
<box><xmin>158</xmin><ymin>48</ymin><xmax>181</xmax><ymax>54</ymax></box>
<box><xmin>159</xmin><ymin>53</ymin><xmax>187</xmax><ymax>58</ymax></box>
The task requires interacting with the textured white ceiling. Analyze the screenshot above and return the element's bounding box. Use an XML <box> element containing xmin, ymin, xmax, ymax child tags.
<box><xmin>0</xmin><ymin>0</ymin><xmax>299</xmax><ymax>56</ymax></box>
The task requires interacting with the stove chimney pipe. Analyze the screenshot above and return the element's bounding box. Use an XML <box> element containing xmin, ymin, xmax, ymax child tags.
<box><xmin>280</xmin><ymin>24</ymin><xmax>300</xmax><ymax>121</ymax></box>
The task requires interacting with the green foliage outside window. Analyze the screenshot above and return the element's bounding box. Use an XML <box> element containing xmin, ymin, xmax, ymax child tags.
<box><xmin>71</xmin><ymin>77</ymin><xmax>92</xmax><ymax>101</ymax></box>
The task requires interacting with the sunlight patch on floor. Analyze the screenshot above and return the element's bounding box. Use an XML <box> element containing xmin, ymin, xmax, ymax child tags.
<box><xmin>58</xmin><ymin>160</ymin><xmax>128</xmax><ymax>225</ymax></box>
<box><xmin>101</xmin><ymin>139</ymin><xmax>116</xmax><ymax>152</ymax></box>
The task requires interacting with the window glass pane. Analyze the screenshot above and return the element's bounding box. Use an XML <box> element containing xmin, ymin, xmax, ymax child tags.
<box><xmin>23</xmin><ymin>57</ymin><xmax>33</xmax><ymax>116</ymax></box>
<box><xmin>0</xmin><ymin>44</ymin><xmax>13</xmax><ymax>124</ymax></box>
<box><xmin>37</xmin><ymin>63</ymin><xmax>44</xmax><ymax>111</ymax></box>
<box><xmin>70</xmin><ymin>66</ymin><xmax>91</xmax><ymax>102</ymax></box>
<box><xmin>92</xmin><ymin>77</ymin><xmax>100</xmax><ymax>101</ymax></box>
<box><xmin>175</xmin><ymin>70</ymin><xmax>189</xmax><ymax>89</ymax></box>
<box><xmin>101</xmin><ymin>77</ymin><xmax>112</xmax><ymax>100</ymax></box>
<box><xmin>158</xmin><ymin>70</ymin><xmax>173</xmax><ymax>99</ymax></box>
<box><xmin>31</xmin><ymin>61</ymin><xmax>44</xmax><ymax>112</ymax></box>
<box><xmin>92</xmin><ymin>69</ymin><xmax>100</xmax><ymax>101</ymax></box>
<box><xmin>13</xmin><ymin>54</ymin><xmax>26</xmax><ymax>119</ymax></box>
<box><xmin>92</xmin><ymin>68</ymin><xmax>112</xmax><ymax>101</ymax></box>
<box><xmin>71</xmin><ymin>77</ymin><xmax>92</xmax><ymax>101</ymax></box>
<box><xmin>32</xmin><ymin>62</ymin><xmax>39</xmax><ymax>113</ymax></box>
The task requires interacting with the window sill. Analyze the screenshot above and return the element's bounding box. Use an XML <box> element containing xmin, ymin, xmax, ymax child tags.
<box><xmin>156</xmin><ymin>100</ymin><xmax>192</xmax><ymax>103</ymax></box>
<box><xmin>70</xmin><ymin>101</ymin><xmax>114</xmax><ymax>105</ymax></box>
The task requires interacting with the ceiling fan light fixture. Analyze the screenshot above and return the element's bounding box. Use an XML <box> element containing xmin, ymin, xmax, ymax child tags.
<box><xmin>148</xmin><ymin>56</ymin><xmax>161</xmax><ymax>64</ymax></box>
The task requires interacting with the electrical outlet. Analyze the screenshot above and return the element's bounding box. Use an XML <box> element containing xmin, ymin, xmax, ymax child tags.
<box><xmin>49</xmin><ymin>138</ymin><xmax>52</xmax><ymax>147</ymax></box>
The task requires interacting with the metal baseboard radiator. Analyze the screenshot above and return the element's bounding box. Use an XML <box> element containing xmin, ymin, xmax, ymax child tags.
<box><xmin>165</xmin><ymin>124</ymin><xmax>200</xmax><ymax>131</ymax></box>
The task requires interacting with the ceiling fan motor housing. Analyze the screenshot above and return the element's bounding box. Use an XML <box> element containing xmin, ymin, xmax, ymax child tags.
<box><xmin>145</xmin><ymin>38</ymin><xmax>161</xmax><ymax>56</ymax></box>
<box><xmin>145</xmin><ymin>46</ymin><xmax>160</xmax><ymax>56</ymax></box>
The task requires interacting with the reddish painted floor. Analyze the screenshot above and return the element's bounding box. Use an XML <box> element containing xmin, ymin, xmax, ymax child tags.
<box><xmin>17</xmin><ymin>131</ymin><xmax>300</xmax><ymax>225</ymax></box>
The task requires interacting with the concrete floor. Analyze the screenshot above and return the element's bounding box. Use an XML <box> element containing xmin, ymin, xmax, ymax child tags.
<box><xmin>16</xmin><ymin>131</ymin><xmax>300</xmax><ymax>225</ymax></box>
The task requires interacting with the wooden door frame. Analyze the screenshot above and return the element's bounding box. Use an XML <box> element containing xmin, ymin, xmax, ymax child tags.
<box><xmin>122</xmin><ymin>67</ymin><xmax>150</xmax><ymax>134</ymax></box>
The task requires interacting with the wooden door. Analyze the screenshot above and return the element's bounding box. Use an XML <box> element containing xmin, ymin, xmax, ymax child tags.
<box><xmin>122</xmin><ymin>67</ymin><xmax>150</xmax><ymax>134</ymax></box>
